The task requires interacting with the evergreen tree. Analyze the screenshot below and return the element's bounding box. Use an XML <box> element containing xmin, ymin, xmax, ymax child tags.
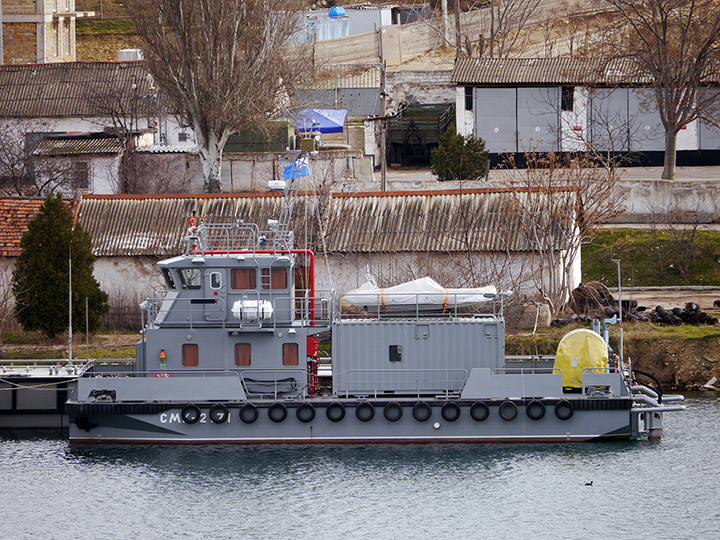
<box><xmin>13</xmin><ymin>195</ymin><xmax>108</xmax><ymax>338</ymax></box>
<box><xmin>431</xmin><ymin>125</ymin><xmax>489</xmax><ymax>182</ymax></box>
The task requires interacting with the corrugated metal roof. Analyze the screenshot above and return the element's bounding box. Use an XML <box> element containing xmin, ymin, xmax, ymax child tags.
<box><xmin>76</xmin><ymin>191</ymin><xmax>574</xmax><ymax>256</ymax></box>
<box><xmin>136</xmin><ymin>144</ymin><xmax>198</xmax><ymax>154</ymax></box>
<box><xmin>33</xmin><ymin>135</ymin><xmax>123</xmax><ymax>156</ymax></box>
<box><xmin>451</xmin><ymin>58</ymin><xmax>648</xmax><ymax>86</ymax></box>
<box><xmin>0</xmin><ymin>61</ymin><xmax>154</xmax><ymax>118</ymax></box>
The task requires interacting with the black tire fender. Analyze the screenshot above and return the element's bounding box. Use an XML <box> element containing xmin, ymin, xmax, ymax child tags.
<box><xmin>441</xmin><ymin>402</ymin><xmax>461</xmax><ymax>422</ymax></box>
<box><xmin>326</xmin><ymin>402</ymin><xmax>346</xmax><ymax>422</ymax></box>
<box><xmin>239</xmin><ymin>403</ymin><xmax>258</xmax><ymax>424</ymax></box>
<box><xmin>499</xmin><ymin>400</ymin><xmax>518</xmax><ymax>421</ymax></box>
<box><xmin>297</xmin><ymin>403</ymin><xmax>316</xmax><ymax>423</ymax></box>
<box><xmin>526</xmin><ymin>400</ymin><xmax>546</xmax><ymax>421</ymax></box>
<box><xmin>470</xmin><ymin>401</ymin><xmax>490</xmax><ymax>422</ymax></box>
<box><xmin>555</xmin><ymin>399</ymin><xmax>574</xmax><ymax>421</ymax></box>
<box><xmin>383</xmin><ymin>401</ymin><xmax>403</xmax><ymax>422</ymax></box>
<box><xmin>356</xmin><ymin>401</ymin><xmax>375</xmax><ymax>422</ymax></box>
<box><xmin>268</xmin><ymin>402</ymin><xmax>288</xmax><ymax>423</ymax></box>
<box><xmin>412</xmin><ymin>401</ymin><xmax>432</xmax><ymax>422</ymax></box>
<box><xmin>209</xmin><ymin>403</ymin><xmax>229</xmax><ymax>424</ymax></box>
<box><xmin>181</xmin><ymin>404</ymin><xmax>201</xmax><ymax>424</ymax></box>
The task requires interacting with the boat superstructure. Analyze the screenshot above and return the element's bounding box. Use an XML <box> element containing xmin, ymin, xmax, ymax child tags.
<box><xmin>66</xmin><ymin>159</ymin><xmax>684</xmax><ymax>444</ymax></box>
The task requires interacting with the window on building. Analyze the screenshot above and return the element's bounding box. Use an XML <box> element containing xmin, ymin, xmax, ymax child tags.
<box><xmin>235</xmin><ymin>343</ymin><xmax>251</xmax><ymax>367</ymax></box>
<box><xmin>261</xmin><ymin>267</ymin><xmax>288</xmax><ymax>290</ymax></box>
<box><xmin>71</xmin><ymin>161</ymin><xmax>88</xmax><ymax>188</ymax></box>
<box><xmin>178</xmin><ymin>268</ymin><xmax>202</xmax><ymax>289</ymax></box>
<box><xmin>561</xmin><ymin>86</ymin><xmax>574</xmax><ymax>112</ymax></box>
<box><xmin>65</xmin><ymin>22</ymin><xmax>71</xmax><ymax>56</ymax></box>
<box><xmin>182</xmin><ymin>343</ymin><xmax>199</xmax><ymax>367</ymax></box>
<box><xmin>465</xmin><ymin>87</ymin><xmax>473</xmax><ymax>111</ymax></box>
<box><xmin>53</xmin><ymin>22</ymin><xmax>59</xmax><ymax>56</ymax></box>
<box><xmin>282</xmin><ymin>343</ymin><xmax>298</xmax><ymax>366</ymax></box>
<box><xmin>178</xmin><ymin>132</ymin><xmax>189</xmax><ymax>143</ymax></box>
<box><xmin>231</xmin><ymin>268</ymin><xmax>256</xmax><ymax>289</ymax></box>
<box><xmin>389</xmin><ymin>345</ymin><xmax>402</xmax><ymax>362</ymax></box>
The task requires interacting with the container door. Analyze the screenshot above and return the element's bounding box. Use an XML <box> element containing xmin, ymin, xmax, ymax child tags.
<box><xmin>205</xmin><ymin>270</ymin><xmax>226</xmax><ymax>321</ymax></box>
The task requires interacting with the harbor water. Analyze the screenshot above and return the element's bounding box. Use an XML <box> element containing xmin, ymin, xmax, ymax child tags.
<box><xmin>0</xmin><ymin>394</ymin><xmax>718</xmax><ymax>540</ymax></box>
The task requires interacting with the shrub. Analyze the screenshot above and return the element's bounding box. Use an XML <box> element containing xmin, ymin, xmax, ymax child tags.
<box><xmin>431</xmin><ymin>124</ymin><xmax>489</xmax><ymax>182</ymax></box>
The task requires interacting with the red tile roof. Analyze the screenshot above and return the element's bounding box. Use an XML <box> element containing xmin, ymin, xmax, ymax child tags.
<box><xmin>0</xmin><ymin>198</ymin><xmax>79</xmax><ymax>257</ymax></box>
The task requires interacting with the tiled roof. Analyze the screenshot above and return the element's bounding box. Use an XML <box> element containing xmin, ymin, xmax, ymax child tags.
<box><xmin>0</xmin><ymin>61</ymin><xmax>154</xmax><ymax>118</ymax></box>
<box><xmin>451</xmin><ymin>57</ymin><xmax>649</xmax><ymax>86</ymax></box>
<box><xmin>0</xmin><ymin>198</ymin><xmax>79</xmax><ymax>257</ymax></box>
<box><xmin>33</xmin><ymin>134</ymin><xmax>124</xmax><ymax>156</ymax></box>
<box><xmin>77</xmin><ymin>190</ymin><xmax>574</xmax><ymax>256</ymax></box>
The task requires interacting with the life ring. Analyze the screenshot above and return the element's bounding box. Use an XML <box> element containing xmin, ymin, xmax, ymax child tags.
<box><xmin>498</xmin><ymin>400</ymin><xmax>518</xmax><ymax>421</ymax></box>
<box><xmin>296</xmin><ymin>403</ymin><xmax>316</xmax><ymax>423</ymax></box>
<box><xmin>326</xmin><ymin>402</ymin><xmax>346</xmax><ymax>422</ymax></box>
<box><xmin>355</xmin><ymin>401</ymin><xmax>375</xmax><ymax>422</ymax></box>
<box><xmin>268</xmin><ymin>402</ymin><xmax>288</xmax><ymax>423</ymax></box>
<box><xmin>441</xmin><ymin>402</ymin><xmax>461</xmax><ymax>422</ymax></box>
<box><xmin>470</xmin><ymin>401</ymin><xmax>490</xmax><ymax>422</ymax></box>
<box><xmin>181</xmin><ymin>404</ymin><xmax>201</xmax><ymax>424</ymax></box>
<box><xmin>555</xmin><ymin>399</ymin><xmax>574</xmax><ymax>421</ymax></box>
<box><xmin>239</xmin><ymin>403</ymin><xmax>258</xmax><ymax>424</ymax></box>
<box><xmin>412</xmin><ymin>401</ymin><xmax>432</xmax><ymax>422</ymax></box>
<box><xmin>209</xmin><ymin>403</ymin><xmax>229</xmax><ymax>424</ymax></box>
<box><xmin>383</xmin><ymin>401</ymin><xmax>403</xmax><ymax>422</ymax></box>
<box><xmin>155</xmin><ymin>372</ymin><xmax>171</xmax><ymax>378</ymax></box>
<box><xmin>526</xmin><ymin>400</ymin><xmax>546</xmax><ymax>421</ymax></box>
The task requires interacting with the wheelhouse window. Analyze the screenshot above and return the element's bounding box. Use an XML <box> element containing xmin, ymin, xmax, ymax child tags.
<box><xmin>389</xmin><ymin>345</ymin><xmax>402</xmax><ymax>362</ymax></box>
<box><xmin>235</xmin><ymin>343</ymin><xmax>251</xmax><ymax>367</ymax></box>
<box><xmin>282</xmin><ymin>343</ymin><xmax>298</xmax><ymax>366</ymax></box>
<box><xmin>261</xmin><ymin>267</ymin><xmax>288</xmax><ymax>290</ymax></box>
<box><xmin>162</xmin><ymin>268</ymin><xmax>176</xmax><ymax>290</ymax></box>
<box><xmin>231</xmin><ymin>268</ymin><xmax>256</xmax><ymax>289</ymax></box>
<box><xmin>182</xmin><ymin>344</ymin><xmax>199</xmax><ymax>367</ymax></box>
<box><xmin>210</xmin><ymin>272</ymin><xmax>222</xmax><ymax>289</ymax></box>
<box><xmin>178</xmin><ymin>268</ymin><xmax>202</xmax><ymax>289</ymax></box>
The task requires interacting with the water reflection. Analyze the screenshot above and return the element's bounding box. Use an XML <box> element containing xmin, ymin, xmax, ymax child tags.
<box><xmin>0</xmin><ymin>394</ymin><xmax>718</xmax><ymax>540</ymax></box>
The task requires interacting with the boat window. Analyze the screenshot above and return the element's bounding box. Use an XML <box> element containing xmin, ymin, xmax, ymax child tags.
<box><xmin>210</xmin><ymin>272</ymin><xmax>222</xmax><ymax>289</ymax></box>
<box><xmin>261</xmin><ymin>267</ymin><xmax>288</xmax><ymax>290</ymax></box>
<box><xmin>389</xmin><ymin>345</ymin><xmax>402</xmax><ymax>362</ymax></box>
<box><xmin>182</xmin><ymin>343</ymin><xmax>199</xmax><ymax>367</ymax></box>
<box><xmin>162</xmin><ymin>268</ymin><xmax>176</xmax><ymax>290</ymax></box>
<box><xmin>231</xmin><ymin>268</ymin><xmax>256</xmax><ymax>289</ymax></box>
<box><xmin>178</xmin><ymin>268</ymin><xmax>202</xmax><ymax>290</ymax></box>
<box><xmin>235</xmin><ymin>343</ymin><xmax>251</xmax><ymax>366</ymax></box>
<box><xmin>282</xmin><ymin>343</ymin><xmax>298</xmax><ymax>366</ymax></box>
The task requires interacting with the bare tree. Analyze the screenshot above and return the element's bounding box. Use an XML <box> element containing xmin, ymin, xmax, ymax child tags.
<box><xmin>126</xmin><ymin>0</ymin><xmax>312</xmax><ymax>193</ymax></box>
<box><xmin>0</xmin><ymin>119</ymin><xmax>77</xmax><ymax>196</ymax></box>
<box><xmin>604</xmin><ymin>0</ymin><xmax>720</xmax><ymax>180</ymax></box>
<box><xmin>497</xmin><ymin>153</ymin><xmax>625</xmax><ymax>316</ymax></box>
<box><xmin>484</xmin><ymin>0</ymin><xmax>543</xmax><ymax>58</ymax></box>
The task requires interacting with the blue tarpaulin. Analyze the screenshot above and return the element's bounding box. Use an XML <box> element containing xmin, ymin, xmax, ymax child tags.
<box><xmin>294</xmin><ymin>109</ymin><xmax>347</xmax><ymax>134</ymax></box>
<box><xmin>283</xmin><ymin>157</ymin><xmax>310</xmax><ymax>180</ymax></box>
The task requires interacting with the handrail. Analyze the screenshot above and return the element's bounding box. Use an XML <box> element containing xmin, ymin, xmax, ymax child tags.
<box><xmin>335</xmin><ymin>368</ymin><xmax>469</xmax><ymax>399</ymax></box>
<box><xmin>239</xmin><ymin>368</ymin><xmax>308</xmax><ymax>399</ymax></box>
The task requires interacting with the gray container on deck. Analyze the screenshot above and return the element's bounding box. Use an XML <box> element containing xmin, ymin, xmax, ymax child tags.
<box><xmin>331</xmin><ymin>317</ymin><xmax>504</xmax><ymax>396</ymax></box>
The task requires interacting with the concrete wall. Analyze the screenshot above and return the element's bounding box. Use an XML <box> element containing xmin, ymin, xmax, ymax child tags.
<box><xmin>611</xmin><ymin>178</ymin><xmax>720</xmax><ymax>224</ymax></box>
<box><xmin>387</xmin><ymin>70</ymin><xmax>454</xmax><ymax>110</ymax></box>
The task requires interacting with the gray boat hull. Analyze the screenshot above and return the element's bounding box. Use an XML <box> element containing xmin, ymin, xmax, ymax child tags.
<box><xmin>67</xmin><ymin>399</ymin><xmax>633</xmax><ymax>444</ymax></box>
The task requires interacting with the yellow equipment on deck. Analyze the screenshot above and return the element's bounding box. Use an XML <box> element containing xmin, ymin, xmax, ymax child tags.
<box><xmin>553</xmin><ymin>329</ymin><xmax>609</xmax><ymax>388</ymax></box>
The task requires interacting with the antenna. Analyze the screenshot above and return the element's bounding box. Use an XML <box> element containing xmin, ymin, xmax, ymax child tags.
<box><xmin>610</xmin><ymin>258</ymin><xmax>623</xmax><ymax>366</ymax></box>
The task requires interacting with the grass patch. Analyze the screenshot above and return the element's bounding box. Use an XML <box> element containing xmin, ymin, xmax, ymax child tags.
<box><xmin>76</xmin><ymin>18</ymin><xmax>134</xmax><ymax>35</ymax></box>
<box><xmin>583</xmin><ymin>228</ymin><xmax>720</xmax><ymax>287</ymax></box>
